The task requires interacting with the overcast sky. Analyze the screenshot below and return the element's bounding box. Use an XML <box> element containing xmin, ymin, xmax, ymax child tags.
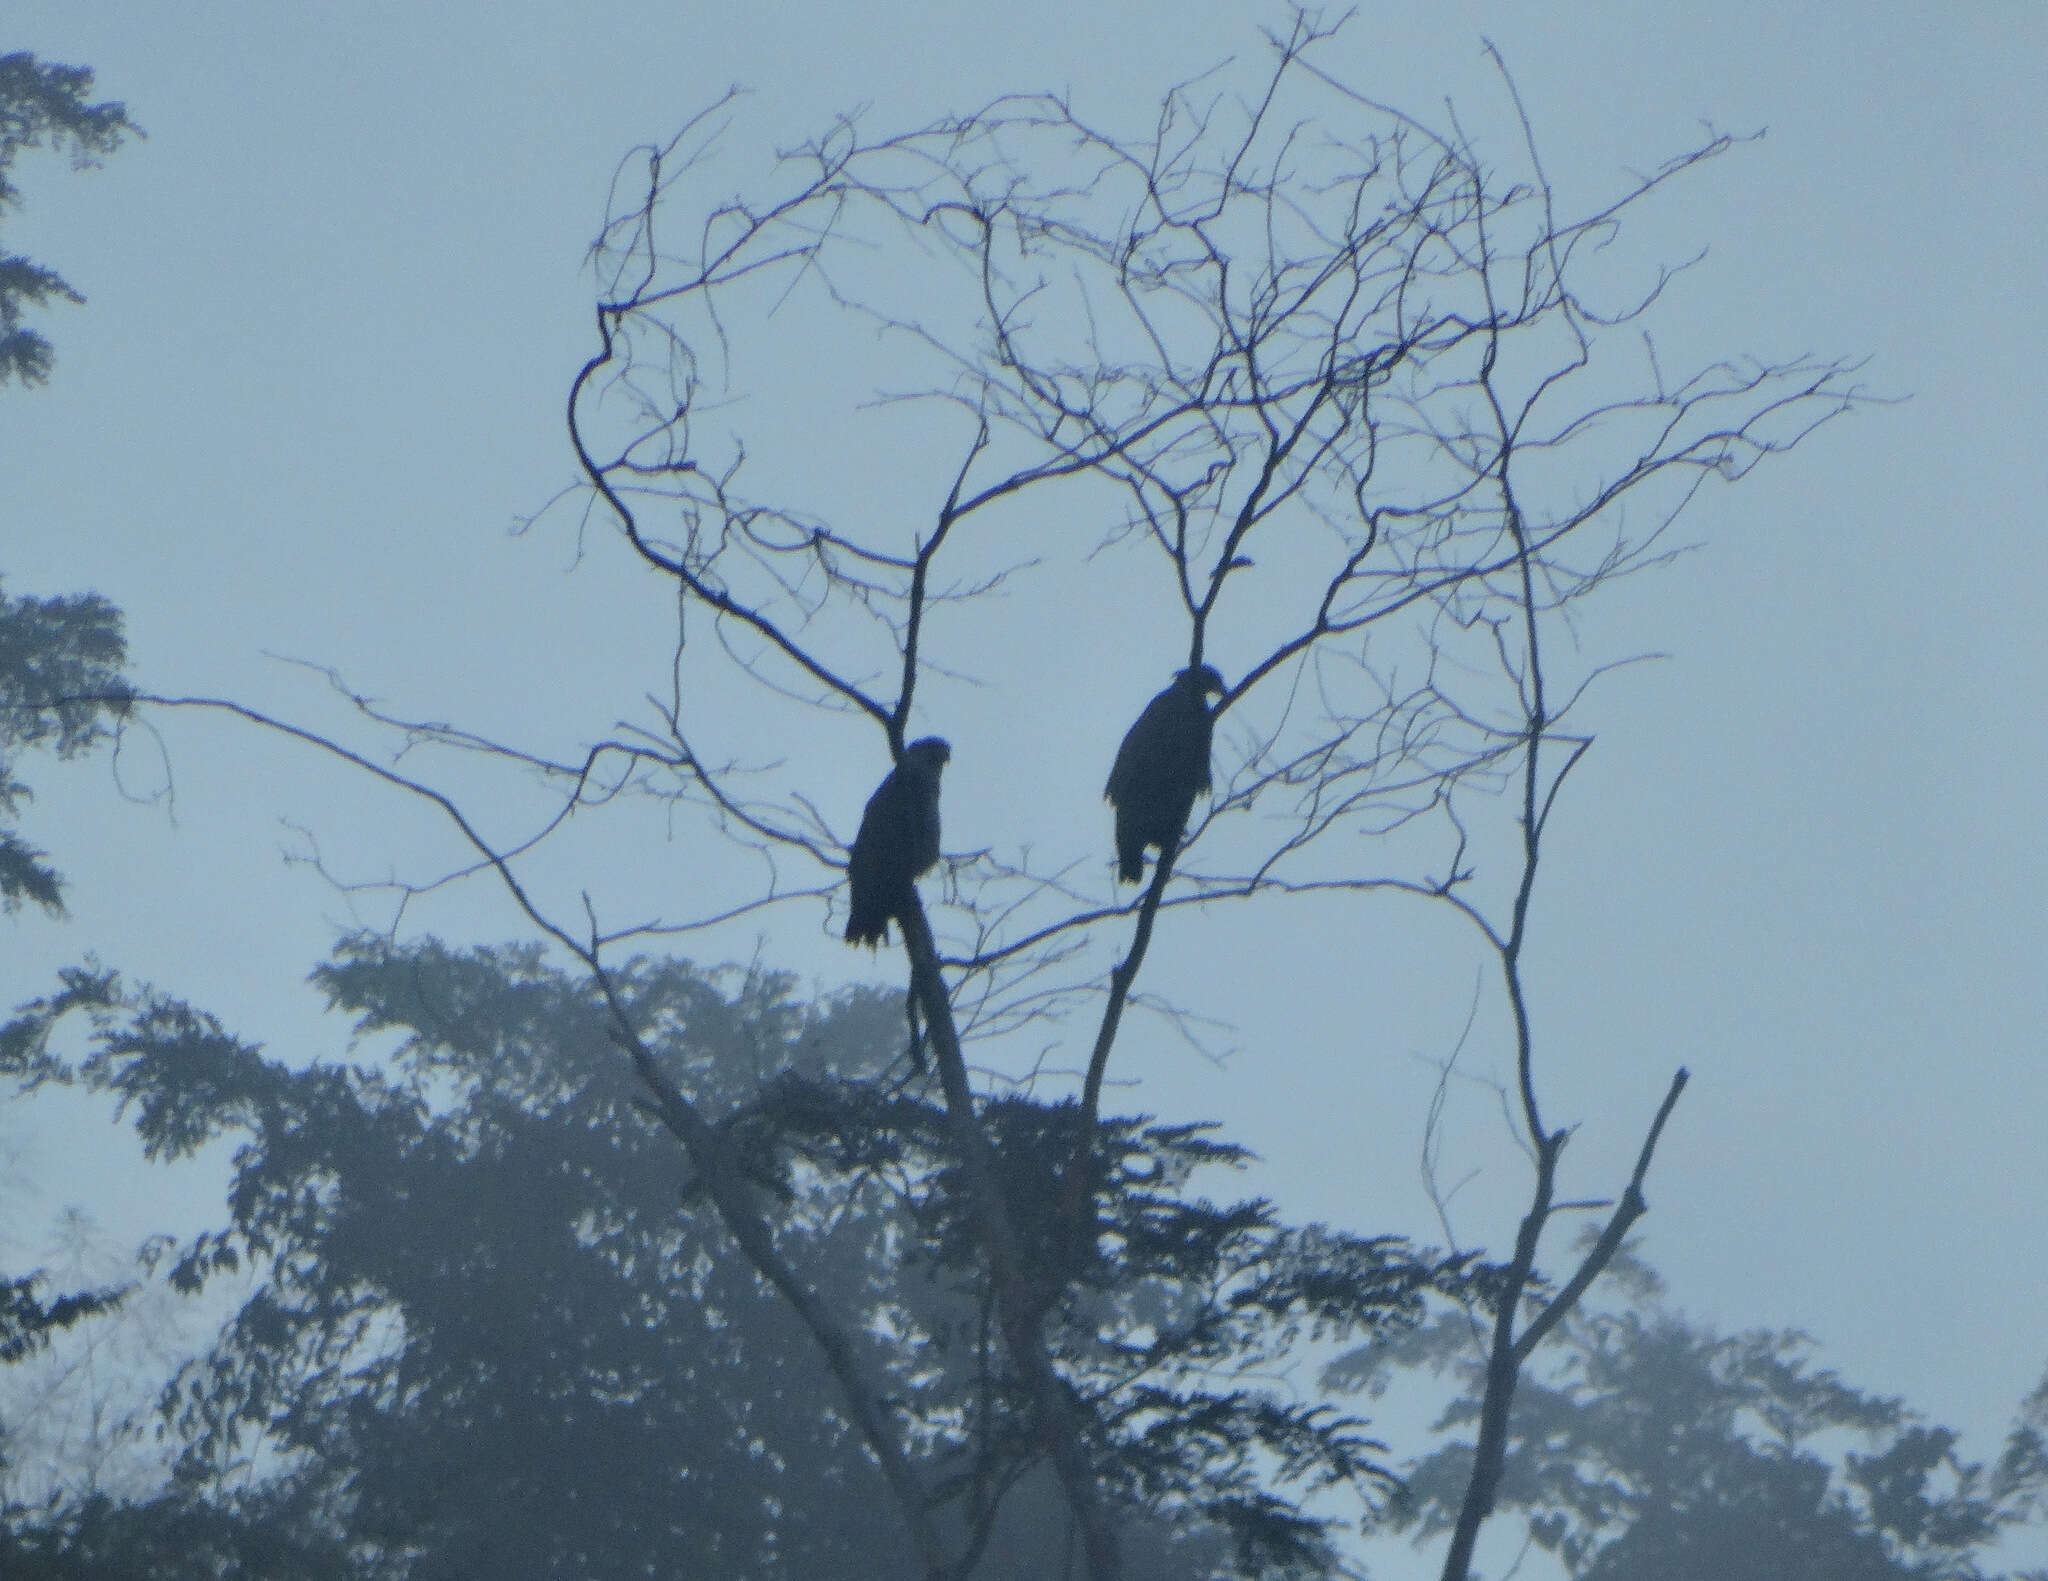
<box><xmin>6</xmin><ymin>1</ymin><xmax>2045</xmax><ymax>1568</ymax></box>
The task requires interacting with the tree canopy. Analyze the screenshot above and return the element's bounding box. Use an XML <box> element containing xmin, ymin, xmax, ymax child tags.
<box><xmin>3</xmin><ymin>937</ymin><xmax>1490</xmax><ymax>1577</ymax></box>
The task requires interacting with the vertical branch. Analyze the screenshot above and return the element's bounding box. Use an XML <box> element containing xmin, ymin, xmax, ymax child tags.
<box><xmin>1436</xmin><ymin>345</ymin><xmax>1690</xmax><ymax>1577</ymax></box>
<box><xmin>899</xmin><ymin>896</ymin><xmax>1121</xmax><ymax>1581</ymax></box>
<box><xmin>1078</xmin><ymin>834</ymin><xmax>1179</xmax><ymax>1131</ymax></box>
<box><xmin>893</xmin><ymin>423</ymin><xmax>990</xmax><ymax>753</ymax></box>
<box><xmin>1049</xmin><ymin>830</ymin><xmax>1182</xmax><ymax>1394</ymax></box>
<box><xmin>1433</xmin><ymin>176</ymin><xmax>1576</xmax><ymax>1572</ymax></box>
<box><xmin>1502</xmin><ymin>507</ymin><xmax>1551</xmax><ymax>1141</ymax></box>
<box><xmin>588</xmin><ymin>960</ymin><xmax>954</xmax><ymax>1580</ymax></box>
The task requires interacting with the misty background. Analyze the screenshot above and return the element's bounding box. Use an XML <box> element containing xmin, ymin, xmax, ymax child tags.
<box><xmin>4</xmin><ymin>3</ymin><xmax>2043</xmax><ymax>1575</ymax></box>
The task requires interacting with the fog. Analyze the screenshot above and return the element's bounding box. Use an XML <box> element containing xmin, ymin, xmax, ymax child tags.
<box><xmin>5</xmin><ymin>4</ymin><xmax>2044</xmax><ymax>1576</ymax></box>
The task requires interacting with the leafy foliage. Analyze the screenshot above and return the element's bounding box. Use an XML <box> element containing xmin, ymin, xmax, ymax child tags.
<box><xmin>0</xmin><ymin>580</ymin><xmax>132</xmax><ymax>915</ymax></box>
<box><xmin>0</xmin><ymin>1489</ymin><xmax>353</xmax><ymax>1580</ymax></box>
<box><xmin>0</xmin><ymin>52</ymin><xmax>138</xmax><ymax>387</ymax></box>
<box><xmin>4</xmin><ymin>937</ymin><xmax>1475</xmax><ymax>1577</ymax></box>
<box><xmin>1326</xmin><ymin>1254</ymin><xmax>2048</xmax><ymax>1580</ymax></box>
<box><xmin>1</xmin><ymin>580</ymin><xmax>135</xmax><ymax>1433</ymax></box>
<box><xmin>0</xmin><ymin>1276</ymin><xmax>124</xmax><ymax>1369</ymax></box>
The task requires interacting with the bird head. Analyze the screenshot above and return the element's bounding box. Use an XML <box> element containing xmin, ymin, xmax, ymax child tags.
<box><xmin>904</xmin><ymin>736</ymin><xmax>952</xmax><ymax>772</ymax></box>
<box><xmin>1177</xmin><ymin>665</ymin><xmax>1226</xmax><ymax>701</ymax></box>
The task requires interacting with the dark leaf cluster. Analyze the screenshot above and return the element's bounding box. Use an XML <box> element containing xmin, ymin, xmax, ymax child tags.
<box><xmin>0</xmin><ymin>52</ymin><xmax>139</xmax><ymax>386</ymax></box>
<box><xmin>0</xmin><ymin>1489</ymin><xmax>351</xmax><ymax>1581</ymax></box>
<box><xmin>723</xmin><ymin>1068</ymin><xmax>1487</xmax><ymax>1574</ymax></box>
<box><xmin>1</xmin><ymin>967</ymin><xmax>131</xmax><ymax>1392</ymax></box>
<box><xmin>0</xmin><ymin>581</ymin><xmax>131</xmax><ymax>914</ymax></box>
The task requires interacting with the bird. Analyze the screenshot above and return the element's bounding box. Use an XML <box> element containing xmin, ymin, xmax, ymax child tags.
<box><xmin>844</xmin><ymin>736</ymin><xmax>951</xmax><ymax>947</ymax></box>
<box><xmin>1105</xmin><ymin>665</ymin><xmax>1225</xmax><ymax>884</ymax></box>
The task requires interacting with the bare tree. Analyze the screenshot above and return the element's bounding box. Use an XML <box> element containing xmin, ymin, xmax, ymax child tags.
<box><xmin>51</xmin><ymin>14</ymin><xmax>1866</xmax><ymax>1579</ymax></box>
<box><xmin>538</xmin><ymin>16</ymin><xmax>1859</xmax><ymax>1573</ymax></box>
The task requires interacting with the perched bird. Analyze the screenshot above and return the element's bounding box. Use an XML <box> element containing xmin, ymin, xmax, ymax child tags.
<box><xmin>1105</xmin><ymin>665</ymin><xmax>1225</xmax><ymax>884</ymax></box>
<box><xmin>844</xmin><ymin>737</ymin><xmax>952</xmax><ymax>947</ymax></box>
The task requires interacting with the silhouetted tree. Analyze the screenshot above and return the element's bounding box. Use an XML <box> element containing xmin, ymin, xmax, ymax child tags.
<box><xmin>1329</xmin><ymin>1252</ymin><xmax>2048</xmax><ymax>1580</ymax></box>
<box><xmin>17</xmin><ymin>14</ymin><xmax>1873</xmax><ymax>1577</ymax></box>
<box><xmin>543</xmin><ymin>16</ymin><xmax>1855</xmax><ymax>1573</ymax></box>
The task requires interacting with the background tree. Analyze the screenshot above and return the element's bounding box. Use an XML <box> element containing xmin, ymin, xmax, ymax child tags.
<box><xmin>2</xmin><ymin>935</ymin><xmax>1484</xmax><ymax>1577</ymax></box>
<box><xmin>10</xmin><ymin>950</ymin><xmax>2042</xmax><ymax>1580</ymax></box>
<box><xmin>0</xmin><ymin>43</ymin><xmax>139</xmax><ymax>1398</ymax></box>
<box><xmin>1329</xmin><ymin>1251</ymin><xmax>2048</xmax><ymax>1581</ymax></box>
<box><xmin>0</xmin><ymin>51</ymin><xmax>137</xmax><ymax>387</ymax></box>
<box><xmin>2</xmin><ymin>512</ymin><xmax>137</xmax><ymax>1476</ymax></box>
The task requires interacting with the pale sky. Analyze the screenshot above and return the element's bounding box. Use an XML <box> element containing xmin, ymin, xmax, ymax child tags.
<box><xmin>5</xmin><ymin>2</ymin><xmax>2045</xmax><ymax>1570</ymax></box>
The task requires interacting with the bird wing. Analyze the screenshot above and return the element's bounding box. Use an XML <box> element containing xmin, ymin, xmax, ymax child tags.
<box><xmin>1106</xmin><ymin>688</ymin><xmax>1175</xmax><ymax>805</ymax></box>
<box><xmin>853</xmin><ymin>769</ymin><xmax>912</xmax><ymax>879</ymax></box>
